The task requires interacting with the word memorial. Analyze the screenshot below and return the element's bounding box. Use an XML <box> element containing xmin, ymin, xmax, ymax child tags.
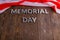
<box><xmin>11</xmin><ymin>9</ymin><xmax>49</xmax><ymax>14</ymax></box>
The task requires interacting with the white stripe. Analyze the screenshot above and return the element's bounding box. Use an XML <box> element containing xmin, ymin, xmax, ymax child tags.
<box><xmin>46</xmin><ymin>2</ymin><xmax>60</xmax><ymax>14</ymax></box>
<box><xmin>0</xmin><ymin>0</ymin><xmax>22</xmax><ymax>4</ymax></box>
<box><xmin>20</xmin><ymin>1</ymin><xmax>50</xmax><ymax>7</ymax></box>
<box><xmin>54</xmin><ymin>5</ymin><xmax>60</xmax><ymax>14</ymax></box>
<box><xmin>21</xmin><ymin>1</ymin><xmax>55</xmax><ymax>7</ymax></box>
<box><xmin>21</xmin><ymin>1</ymin><xmax>60</xmax><ymax>14</ymax></box>
<box><xmin>0</xmin><ymin>7</ymin><xmax>10</xmax><ymax>14</ymax></box>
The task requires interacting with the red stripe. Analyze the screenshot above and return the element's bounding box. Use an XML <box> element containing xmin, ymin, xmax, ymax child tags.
<box><xmin>51</xmin><ymin>1</ymin><xmax>60</xmax><ymax>9</ymax></box>
<box><xmin>25</xmin><ymin>0</ymin><xmax>41</xmax><ymax>2</ymax></box>
<box><xmin>25</xmin><ymin>0</ymin><xmax>55</xmax><ymax>2</ymax></box>
<box><xmin>0</xmin><ymin>2</ymin><xmax>20</xmax><ymax>10</ymax></box>
<box><xmin>0</xmin><ymin>0</ymin><xmax>24</xmax><ymax>10</ymax></box>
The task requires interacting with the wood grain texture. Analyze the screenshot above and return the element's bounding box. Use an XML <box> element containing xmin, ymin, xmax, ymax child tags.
<box><xmin>0</xmin><ymin>6</ymin><xmax>60</xmax><ymax>40</ymax></box>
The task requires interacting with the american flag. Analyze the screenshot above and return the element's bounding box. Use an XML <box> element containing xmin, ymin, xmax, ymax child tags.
<box><xmin>0</xmin><ymin>0</ymin><xmax>60</xmax><ymax>14</ymax></box>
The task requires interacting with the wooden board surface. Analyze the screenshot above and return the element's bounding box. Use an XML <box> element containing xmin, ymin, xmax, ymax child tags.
<box><xmin>0</xmin><ymin>6</ymin><xmax>60</xmax><ymax>40</ymax></box>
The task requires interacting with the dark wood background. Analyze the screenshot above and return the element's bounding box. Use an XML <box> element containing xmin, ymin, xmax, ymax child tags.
<box><xmin>0</xmin><ymin>6</ymin><xmax>60</xmax><ymax>40</ymax></box>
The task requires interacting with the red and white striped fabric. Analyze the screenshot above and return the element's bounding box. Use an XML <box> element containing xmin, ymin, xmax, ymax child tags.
<box><xmin>0</xmin><ymin>0</ymin><xmax>60</xmax><ymax>14</ymax></box>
